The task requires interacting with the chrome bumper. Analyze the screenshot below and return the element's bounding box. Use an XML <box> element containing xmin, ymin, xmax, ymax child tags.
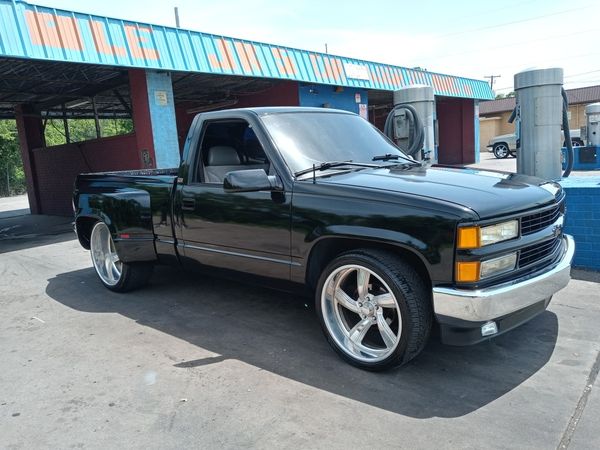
<box><xmin>432</xmin><ymin>234</ymin><xmax>574</xmax><ymax>323</ymax></box>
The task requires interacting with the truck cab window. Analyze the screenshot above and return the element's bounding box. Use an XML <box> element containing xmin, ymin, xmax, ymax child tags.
<box><xmin>197</xmin><ymin>120</ymin><xmax>270</xmax><ymax>184</ymax></box>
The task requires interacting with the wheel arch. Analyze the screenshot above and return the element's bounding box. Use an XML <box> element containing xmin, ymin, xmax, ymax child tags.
<box><xmin>75</xmin><ymin>213</ymin><xmax>114</xmax><ymax>250</ymax></box>
<box><xmin>305</xmin><ymin>237</ymin><xmax>432</xmax><ymax>292</ymax></box>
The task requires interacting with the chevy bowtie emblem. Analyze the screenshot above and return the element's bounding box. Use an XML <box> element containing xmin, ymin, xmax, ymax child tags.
<box><xmin>553</xmin><ymin>224</ymin><xmax>562</xmax><ymax>238</ymax></box>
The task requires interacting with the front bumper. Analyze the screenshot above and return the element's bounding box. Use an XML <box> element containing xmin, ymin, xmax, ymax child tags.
<box><xmin>432</xmin><ymin>234</ymin><xmax>574</xmax><ymax>345</ymax></box>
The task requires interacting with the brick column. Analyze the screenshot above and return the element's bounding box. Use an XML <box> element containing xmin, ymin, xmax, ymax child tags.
<box><xmin>14</xmin><ymin>104</ymin><xmax>44</xmax><ymax>214</ymax></box>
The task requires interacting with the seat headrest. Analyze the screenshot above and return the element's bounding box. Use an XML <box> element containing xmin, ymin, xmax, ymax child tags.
<box><xmin>207</xmin><ymin>146</ymin><xmax>240</xmax><ymax>166</ymax></box>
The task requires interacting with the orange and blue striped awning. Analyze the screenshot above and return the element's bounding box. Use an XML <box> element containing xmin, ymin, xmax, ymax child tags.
<box><xmin>0</xmin><ymin>0</ymin><xmax>494</xmax><ymax>100</ymax></box>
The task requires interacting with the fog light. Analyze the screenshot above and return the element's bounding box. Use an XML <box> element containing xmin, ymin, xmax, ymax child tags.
<box><xmin>481</xmin><ymin>321</ymin><xmax>498</xmax><ymax>337</ymax></box>
<box><xmin>480</xmin><ymin>252</ymin><xmax>517</xmax><ymax>279</ymax></box>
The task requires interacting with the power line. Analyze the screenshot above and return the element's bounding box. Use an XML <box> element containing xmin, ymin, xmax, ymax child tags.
<box><xmin>485</xmin><ymin>75</ymin><xmax>502</xmax><ymax>89</ymax></box>
<box><xmin>565</xmin><ymin>69</ymin><xmax>600</xmax><ymax>78</ymax></box>
<box><xmin>416</xmin><ymin>28</ymin><xmax>593</xmax><ymax>63</ymax></box>
<box><xmin>437</xmin><ymin>4</ymin><xmax>594</xmax><ymax>38</ymax></box>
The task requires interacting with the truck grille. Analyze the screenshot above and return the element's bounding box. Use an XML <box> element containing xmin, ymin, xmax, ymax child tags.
<box><xmin>521</xmin><ymin>204</ymin><xmax>561</xmax><ymax>235</ymax></box>
<box><xmin>518</xmin><ymin>237</ymin><xmax>562</xmax><ymax>268</ymax></box>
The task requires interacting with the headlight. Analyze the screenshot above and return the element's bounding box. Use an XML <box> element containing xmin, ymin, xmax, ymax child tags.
<box><xmin>456</xmin><ymin>252</ymin><xmax>517</xmax><ymax>282</ymax></box>
<box><xmin>457</xmin><ymin>220</ymin><xmax>519</xmax><ymax>249</ymax></box>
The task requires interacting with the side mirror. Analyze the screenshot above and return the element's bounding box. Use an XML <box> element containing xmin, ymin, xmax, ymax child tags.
<box><xmin>223</xmin><ymin>169</ymin><xmax>281</xmax><ymax>193</ymax></box>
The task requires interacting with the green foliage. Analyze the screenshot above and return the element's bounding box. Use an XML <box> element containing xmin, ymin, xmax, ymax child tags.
<box><xmin>44</xmin><ymin>118</ymin><xmax>133</xmax><ymax>146</ymax></box>
<box><xmin>0</xmin><ymin>120</ymin><xmax>26</xmax><ymax>197</ymax></box>
<box><xmin>495</xmin><ymin>91</ymin><xmax>515</xmax><ymax>99</ymax></box>
<box><xmin>0</xmin><ymin>117</ymin><xmax>134</xmax><ymax>197</ymax></box>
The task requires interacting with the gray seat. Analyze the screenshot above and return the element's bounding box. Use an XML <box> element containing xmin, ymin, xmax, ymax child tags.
<box><xmin>204</xmin><ymin>146</ymin><xmax>242</xmax><ymax>183</ymax></box>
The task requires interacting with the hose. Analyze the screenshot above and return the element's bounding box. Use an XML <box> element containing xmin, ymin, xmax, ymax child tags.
<box><xmin>561</xmin><ymin>88</ymin><xmax>574</xmax><ymax>178</ymax></box>
<box><xmin>384</xmin><ymin>104</ymin><xmax>425</xmax><ymax>157</ymax></box>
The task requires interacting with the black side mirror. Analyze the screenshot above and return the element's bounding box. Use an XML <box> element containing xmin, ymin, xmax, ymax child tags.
<box><xmin>223</xmin><ymin>169</ymin><xmax>281</xmax><ymax>193</ymax></box>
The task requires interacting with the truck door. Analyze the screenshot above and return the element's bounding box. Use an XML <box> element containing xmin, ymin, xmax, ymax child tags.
<box><xmin>176</xmin><ymin>118</ymin><xmax>292</xmax><ymax>280</ymax></box>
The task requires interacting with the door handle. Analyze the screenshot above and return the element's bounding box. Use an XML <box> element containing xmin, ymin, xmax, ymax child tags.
<box><xmin>181</xmin><ymin>198</ymin><xmax>196</xmax><ymax>211</ymax></box>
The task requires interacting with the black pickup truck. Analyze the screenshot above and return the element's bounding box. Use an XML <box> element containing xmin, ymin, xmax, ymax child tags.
<box><xmin>73</xmin><ymin>107</ymin><xmax>574</xmax><ymax>370</ymax></box>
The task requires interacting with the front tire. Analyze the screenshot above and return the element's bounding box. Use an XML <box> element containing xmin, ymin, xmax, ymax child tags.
<box><xmin>493</xmin><ymin>143</ymin><xmax>510</xmax><ymax>159</ymax></box>
<box><xmin>316</xmin><ymin>250</ymin><xmax>432</xmax><ymax>371</ymax></box>
<box><xmin>90</xmin><ymin>221</ymin><xmax>153</xmax><ymax>292</ymax></box>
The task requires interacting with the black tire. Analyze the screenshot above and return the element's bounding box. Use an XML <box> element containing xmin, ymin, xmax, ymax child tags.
<box><xmin>315</xmin><ymin>249</ymin><xmax>432</xmax><ymax>371</ymax></box>
<box><xmin>509</xmin><ymin>150</ymin><xmax>516</xmax><ymax>158</ymax></box>
<box><xmin>89</xmin><ymin>221</ymin><xmax>154</xmax><ymax>293</ymax></box>
<box><xmin>493</xmin><ymin>143</ymin><xmax>510</xmax><ymax>159</ymax></box>
<box><xmin>107</xmin><ymin>262</ymin><xmax>154</xmax><ymax>293</ymax></box>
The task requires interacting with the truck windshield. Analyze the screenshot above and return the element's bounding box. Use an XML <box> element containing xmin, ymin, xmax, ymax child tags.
<box><xmin>260</xmin><ymin>112</ymin><xmax>410</xmax><ymax>175</ymax></box>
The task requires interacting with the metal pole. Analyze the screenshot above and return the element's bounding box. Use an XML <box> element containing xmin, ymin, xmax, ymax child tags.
<box><xmin>6</xmin><ymin>164</ymin><xmax>9</xmax><ymax>196</ymax></box>
<box><xmin>91</xmin><ymin>96</ymin><xmax>102</xmax><ymax>139</ymax></box>
<box><xmin>174</xmin><ymin>7</ymin><xmax>180</xmax><ymax>28</ymax></box>
<box><xmin>61</xmin><ymin>103</ymin><xmax>70</xmax><ymax>144</ymax></box>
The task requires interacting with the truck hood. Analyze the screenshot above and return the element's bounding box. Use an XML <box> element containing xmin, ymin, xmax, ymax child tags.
<box><xmin>318</xmin><ymin>165</ymin><xmax>561</xmax><ymax>219</ymax></box>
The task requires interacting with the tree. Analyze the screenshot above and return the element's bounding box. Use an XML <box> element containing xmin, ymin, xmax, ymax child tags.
<box><xmin>0</xmin><ymin>120</ymin><xmax>26</xmax><ymax>197</ymax></box>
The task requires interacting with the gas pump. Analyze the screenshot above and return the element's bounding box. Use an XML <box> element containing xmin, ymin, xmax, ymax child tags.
<box><xmin>561</xmin><ymin>103</ymin><xmax>600</xmax><ymax>170</ymax></box>
<box><xmin>513</xmin><ymin>68</ymin><xmax>574</xmax><ymax>180</ymax></box>
<box><xmin>384</xmin><ymin>85</ymin><xmax>437</xmax><ymax>162</ymax></box>
<box><xmin>584</xmin><ymin>103</ymin><xmax>600</xmax><ymax>146</ymax></box>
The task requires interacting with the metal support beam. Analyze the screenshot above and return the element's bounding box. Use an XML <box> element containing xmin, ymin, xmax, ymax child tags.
<box><xmin>61</xmin><ymin>103</ymin><xmax>70</xmax><ymax>144</ymax></box>
<box><xmin>91</xmin><ymin>96</ymin><xmax>102</xmax><ymax>139</ymax></box>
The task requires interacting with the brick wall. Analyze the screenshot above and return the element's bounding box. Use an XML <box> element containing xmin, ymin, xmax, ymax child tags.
<box><xmin>560</xmin><ymin>177</ymin><xmax>600</xmax><ymax>270</ymax></box>
<box><xmin>32</xmin><ymin>133</ymin><xmax>139</xmax><ymax>216</ymax></box>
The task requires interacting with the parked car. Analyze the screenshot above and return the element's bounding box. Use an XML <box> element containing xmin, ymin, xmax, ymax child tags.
<box><xmin>487</xmin><ymin>130</ymin><xmax>583</xmax><ymax>159</ymax></box>
<box><xmin>73</xmin><ymin>107</ymin><xmax>574</xmax><ymax>371</ymax></box>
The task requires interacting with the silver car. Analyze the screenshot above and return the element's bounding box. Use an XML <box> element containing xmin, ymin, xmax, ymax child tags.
<box><xmin>487</xmin><ymin>130</ymin><xmax>583</xmax><ymax>159</ymax></box>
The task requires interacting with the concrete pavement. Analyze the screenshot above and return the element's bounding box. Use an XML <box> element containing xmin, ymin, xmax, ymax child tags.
<box><xmin>0</xmin><ymin>218</ymin><xmax>599</xmax><ymax>449</ymax></box>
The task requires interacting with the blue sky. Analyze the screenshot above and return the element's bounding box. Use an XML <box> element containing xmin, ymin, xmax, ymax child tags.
<box><xmin>32</xmin><ymin>0</ymin><xmax>600</xmax><ymax>92</ymax></box>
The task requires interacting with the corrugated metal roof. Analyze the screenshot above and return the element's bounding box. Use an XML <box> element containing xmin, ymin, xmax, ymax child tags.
<box><xmin>0</xmin><ymin>0</ymin><xmax>493</xmax><ymax>100</ymax></box>
<box><xmin>479</xmin><ymin>97</ymin><xmax>516</xmax><ymax>115</ymax></box>
<box><xmin>480</xmin><ymin>85</ymin><xmax>600</xmax><ymax>115</ymax></box>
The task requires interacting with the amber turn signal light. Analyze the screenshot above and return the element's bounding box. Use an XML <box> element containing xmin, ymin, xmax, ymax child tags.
<box><xmin>456</xmin><ymin>261</ymin><xmax>481</xmax><ymax>282</ymax></box>
<box><xmin>457</xmin><ymin>226</ymin><xmax>480</xmax><ymax>249</ymax></box>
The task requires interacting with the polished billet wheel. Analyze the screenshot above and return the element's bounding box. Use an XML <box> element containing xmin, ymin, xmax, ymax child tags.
<box><xmin>316</xmin><ymin>251</ymin><xmax>431</xmax><ymax>370</ymax></box>
<box><xmin>322</xmin><ymin>265</ymin><xmax>401</xmax><ymax>362</ymax></box>
<box><xmin>88</xmin><ymin>221</ymin><xmax>153</xmax><ymax>292</ymax></box>
<box><xmin>90</xmin><ymin>221</ymin><xmax>122</xmax><ymax>286</ymax></box>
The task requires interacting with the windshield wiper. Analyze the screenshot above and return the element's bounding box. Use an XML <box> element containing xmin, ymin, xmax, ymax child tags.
<box><xmin>294</xmin><ymin>161</ymin><xmax>382</xmax><ymax>178</ymax></box>
<box><xmin>372</xmin><ymin>153</ymin><xmax>421</xmax><ymax>165</ymax></box>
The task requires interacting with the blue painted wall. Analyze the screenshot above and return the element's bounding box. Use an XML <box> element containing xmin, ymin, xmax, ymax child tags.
<box><xmin>298</xmin><ymin>84</ymin><xmax>368</xmax><ymax>115</ymax></box>
<box><xmin>560</xmin><ymin>177</ymin><xmax>600</xmax><ymax>271</ymax></box>
<box><xmin>474</xmin><ymin>100</ymin><xmax>480</xmax><ymax>163</ymax></box>
<box><xmin>145</xmin><ymin>71</ymin><xmax>180</xmax><ymax>168</ymax></box>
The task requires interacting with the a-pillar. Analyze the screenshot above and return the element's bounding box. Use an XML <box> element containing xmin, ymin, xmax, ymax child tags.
<box><xmin>14</xmin><ymin>104</ymin><xmax>44</xmax><ymax>214</ymax></box>
<box><xmin>129</xmin><ymin>69</ymin><xmax>180</xmax><ymax>169</ymax></box>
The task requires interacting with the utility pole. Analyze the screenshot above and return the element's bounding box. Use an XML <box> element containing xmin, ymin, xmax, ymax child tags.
<box><xmin>325</xmin><ymin>43</ymin><xmax>328</xmax><ymax>54</ymax></box>
<box><xmin>485</xmin><ymin>74</ymin><xmax>501</xmax><ymax>89</ymax></box>
<box><xmin>174</xmin><ymin>7</ymin><xmax>180</xmax><ymax>28</ymax></box>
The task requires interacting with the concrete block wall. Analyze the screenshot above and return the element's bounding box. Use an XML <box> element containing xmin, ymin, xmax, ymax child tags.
<box><xmin>560</xmin><ymin>177</ymin><xmax>600</xmax><ymax>270</ymax></box>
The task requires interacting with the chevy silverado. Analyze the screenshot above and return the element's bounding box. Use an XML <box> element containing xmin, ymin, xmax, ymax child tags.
<box><xmin>73</xmin><ymin>107</ymin><xmax>574</xmax><ymax>370</ymax></box>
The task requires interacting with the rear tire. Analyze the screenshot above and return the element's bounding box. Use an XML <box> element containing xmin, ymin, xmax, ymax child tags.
<box><xmin>493</xmin><ymin>143</ymin><xmax>510</xmax><ymax>159</ymax></box>
<box><xmin>315</xmin><ymin>250</ymin><xmax>432</xmax><ymax>371</ymax></box>
<box><xmin>90</xmin><ymin>221</ymin><xmax>153</xmax><ymax>292</ymax></box>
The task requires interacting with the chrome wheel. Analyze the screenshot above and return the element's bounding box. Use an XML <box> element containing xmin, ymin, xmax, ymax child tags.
<box><xmin>321</xmin><ymin>264</ymin><xmax>402</xmax><ymax>363</ymax></box>
<box><xmin>493</xmin><ymin>143</ymin><xmax>509</xmax><ymax>159</ymax></box>
<box><xmin>90</xmin><ymin>222</ymin><xmax>122</xmax><ymax>286</ymax></box>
